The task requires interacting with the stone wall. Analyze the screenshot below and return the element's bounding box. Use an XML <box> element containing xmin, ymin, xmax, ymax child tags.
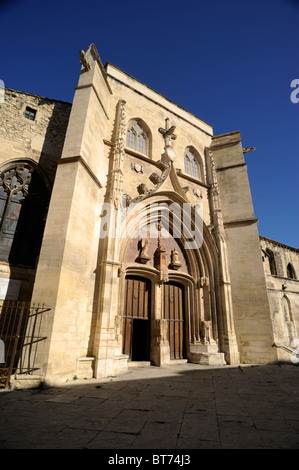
<box><xmin>0</xmin><ymin>88</ymin><xmax>71</xmax><ymax>302</ymax></box>
<box><xmin>260</xmin><ymin>236</ymin><xmax>299</xmax><ymax>361</ymax></box>
<box><xmin>0</xmin><ymin>88</ymin><xmax>71</xmax><ymax>183</ymax></box>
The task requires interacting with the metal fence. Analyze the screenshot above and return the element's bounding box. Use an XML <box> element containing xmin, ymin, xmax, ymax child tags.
<box><xmin>0</xmin><ymin>301</ymin><xmax>49</xmax><ymax>388</ymax></box>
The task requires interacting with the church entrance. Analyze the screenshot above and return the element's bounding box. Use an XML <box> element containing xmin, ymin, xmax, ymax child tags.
<box><xmin>122</xmin><ymin>276</ymin><xmax>151</xmax><ymax>361</ymax></box>
<box><xmin>164</xmin><ymin>281</ymin><xmax>186</xmax><ymax>360</ymax></box>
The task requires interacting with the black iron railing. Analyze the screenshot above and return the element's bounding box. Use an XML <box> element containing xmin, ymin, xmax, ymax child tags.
<box><xmin>0</xmin><ymin>301</ymin><xmax>49</xmax><ymax>388</ymax></box>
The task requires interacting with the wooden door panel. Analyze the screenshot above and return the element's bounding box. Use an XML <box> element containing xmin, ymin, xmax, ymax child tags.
<box><xmin>122</xmin><ymin>276</ymin><xmax>150</xmax><ymax>360</ymax></box>
<box><xmin>164</xmin><ymin>282</ymin><xmax>185</xmax><ymax>359</ymax></box>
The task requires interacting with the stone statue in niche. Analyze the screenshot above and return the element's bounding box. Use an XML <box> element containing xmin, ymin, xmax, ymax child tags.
<box><xmin>200</xmin><ymin>320</ymin><xmax>212</xmax><ymax>345</ymax></box>
<box><xmin>136</xmin><ymin>238</ymin><xmax>151</xmax><ymax>264</ymax></box>
<box><xmin>169</xmin><ymin>248</ymin><xmax>182</xmax><ymax>270</ymax></box>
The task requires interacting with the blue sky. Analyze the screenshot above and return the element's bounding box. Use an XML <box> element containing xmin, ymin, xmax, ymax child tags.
<box><xmin>1</xmin><ymin>0</ymin><xmax>298</xmax><ymax>247</ymax></box>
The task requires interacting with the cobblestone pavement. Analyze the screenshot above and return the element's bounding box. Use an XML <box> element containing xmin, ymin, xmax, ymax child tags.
<box><xmin>0</xmin><ymin>363</ymin><xmax>299</xmax><ymax>450</ymax></box>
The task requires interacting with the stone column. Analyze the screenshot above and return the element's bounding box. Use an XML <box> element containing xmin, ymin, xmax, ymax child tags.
<box><xmin>150</xmin><ymin>283</ymin><xmax>170</xmax><ymax>366</ymax></box>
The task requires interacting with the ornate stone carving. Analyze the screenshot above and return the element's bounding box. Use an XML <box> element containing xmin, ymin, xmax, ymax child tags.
<box><xmin>117</xmin><ymin>263</ymin><xmax>126</xmax><ymax>277</ymax></box>
<box><xmin>131</xmin><ymin>162</ymin><xmax>143</xmax><ymax>173</ymax></box>
<box><xmin>158</xmin><ymin>118</ymin><xmax>177</xmax><ymax>162</ymax></box>
<box><xmin>200</xmin><ymin>320</ymin><xmax>212</xmax><ymax>345</ymax></box>
<box><xmin>79</xmin><ymin>50</ymin><xmax>90</xmax><ymax>71</ymax></box>
<box><xmin>136</xmin><ymin>238</ymin><xmax>151</xmax><ymax>264</ymax></box>
<box><xmin>200</xmin><ymin>276</ymin><xmax>209</xmax><ymax>287</ymax></box>
<box><xmin>149</xmin><ymin>172</ymin><xmax>162</xmax><ymax>185</ymax></box>
<box><xmin>114</xmin><ymin>100</ymin><xmax>126</xmax><ymax>166</ymax></box>
<box><xmin>209</xmin><ymin>150</ymin><xmax>226</xmax><ymax>242</ymax></box>
<box><xmin>243</xmin><ymin>146</ymin><xmax>255</xmax><ymax>154</ymax></box>
<box><xmin>169</xmin><ymin>248</ymin><xmax>182</xmax><ymax>270</ymax></box>
<box><xmin>193</xmin><ymin>187</ymin><xmax>203</xmax><ymax>199</ymax></box>
<box><xmin>137</xmin><ymin>183</ymin><xmax>148</xmax><ymax>195</ymax></box>
<box><xmin>122</xmin><ymin>193</ymin><xmax>132</xmax><ymax>208</ymax></box>
<box><xmin>109</xmin><ymin>100</ymin><xmax>126</xmax><ymax>207</ymax></box>
<box><xmin>154</xmin><ymin>220</ymin><xmax>168</xmax><ymax>282</ymax></box>
<box><xmin>153</xmin><ymin>319</ymin><xmax>169</xmax><ymax>345</ymax></box>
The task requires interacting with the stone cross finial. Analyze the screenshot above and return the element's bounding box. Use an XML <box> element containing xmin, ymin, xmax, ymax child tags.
<box><xmin>158</xmin><ymin>118</ymin><xmax>177</xmax><ymax>162</ymax></box>
<box><xmin>158</xmin><ymin>118</ymin><xmax>177</xmax><ymax>141</ymax></box>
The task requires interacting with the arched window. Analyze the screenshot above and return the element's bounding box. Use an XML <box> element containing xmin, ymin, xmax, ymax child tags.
<box><xmin>184</xmin><ymin>148</ymin><xmax>201</xmax><ymax>180</ymax></box>
<box><xmin>126</xmin><ymin>121</ymin><xmax>148</xmax><ymax>155</ymax></box>
<box><xmin>287</xmin><ymin>263</ymin><xmax>297</xmax><ymax>280</ymax></box>
<box><xmin>266</xmin><ymin>248</ymin><xmax>277</xmax><ymax>275</ymax></box>
<box><xmin>0</xmin><ymin>162</ymin><xmax>49</xmax><ymax>268</ymax></box>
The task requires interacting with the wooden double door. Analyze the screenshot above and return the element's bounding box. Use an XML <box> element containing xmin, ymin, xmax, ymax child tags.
<box><xmin>122</xmin><ymin>276</ymin><xmax>186</xmax><ymax>361</ymax></box>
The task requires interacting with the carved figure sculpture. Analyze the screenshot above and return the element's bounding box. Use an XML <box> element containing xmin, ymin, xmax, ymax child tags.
<box><xmin>79</xmin><ymin>50</ymin><xmax>90</xmax><ymax>71</ymax></box>
<box><xmin>169</xmin><ymin>248</ymin><xmax>182</xmax><ymax>270</ymax></box>
<box><xmin>201</xmin><ymin>320</ymin><xmax>212</xmax><ymax>344</ymax></box>
<box><xmin>137</xmin><ymin>183</ymin><xmax>148</xmax><ymax>195</ymax></box>
<box><xmin>136</xmin><ymin>238</ymin><xmax>151</xmax><ymax>264</ymax></box>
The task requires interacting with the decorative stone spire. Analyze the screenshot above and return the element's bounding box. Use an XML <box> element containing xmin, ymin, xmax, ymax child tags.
<box><xmin>209</xmin><ymin>150</ymin><xmax>226</xmax><ymax>242</ymax></box>
<box><xmin>110</xmin><ymin>100</ymin><xmax>126</xmax><ymax>208</ymax></box>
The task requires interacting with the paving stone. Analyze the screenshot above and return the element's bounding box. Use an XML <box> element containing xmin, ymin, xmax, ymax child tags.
<box><xmin>176</xmin><ymin>437</ymin><xmax>221</xmax><ymax>449</ymax></box>
<box><xmin>180</xmin><ymin>413</ymin><xmax>220</xmax><ymax>442</ymax></box>
<box><xmin>258</xmin><ymin>430</ymin><xmax>299</xmax><ymax>449</ymax></box>
<box><xmin>217</xmin><ymin>414</ymin><xmax>265</xmax><ymax>448</ymax></box>
<box><xmin>105</xmin><ymin>409</ymin><xmax>151</xmax><ymax>434</ymax></box>
<box><xmin>87</xmin><ymin>431</ymin><xmax>137</xmax><ymax>449</ymax></box>
<box><xmin>1</xmin><ymin>363</ymin><xmax>299</xmax><ymax>449</ymax></box>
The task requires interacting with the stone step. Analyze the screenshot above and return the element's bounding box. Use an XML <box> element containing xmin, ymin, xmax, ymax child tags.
<box><xmin>128</xmin><ymin>361</ymin><xmax>151</xmax><ymax>368</ymax></box>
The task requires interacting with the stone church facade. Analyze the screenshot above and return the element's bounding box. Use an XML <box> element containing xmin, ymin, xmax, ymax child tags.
<box><xmin>0</xmin><ymin>44</ymin><xmax>298</xmax><ymax>384</ymax></box>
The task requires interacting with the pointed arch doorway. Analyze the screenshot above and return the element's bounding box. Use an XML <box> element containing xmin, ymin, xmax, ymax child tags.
<box><xmin>122</xmin><ymin>276</ymin><xmax>151</xmax><ymax>361</ymax></box>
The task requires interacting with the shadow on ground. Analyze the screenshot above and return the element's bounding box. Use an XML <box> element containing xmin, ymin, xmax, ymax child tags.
<box><xmin>0</xmin><ymin>363</ymin><xmax>299</xmax><ymax>449</ymax></box>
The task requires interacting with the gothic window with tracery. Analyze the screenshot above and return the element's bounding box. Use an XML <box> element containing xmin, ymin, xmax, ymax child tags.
<box><xmin>0</xmin><ymin>163</ymin><xmax>48</xmax><ymax>267</ymax></box>
<box><xmin>126</xmin><ymin>122</ymin><xmax>148</xmax><ymax>155</ymax></box>
<box><xmin>184</xmin><ymin>148</ymin><xmax>200</xmax><ymax>180</ymax></box>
